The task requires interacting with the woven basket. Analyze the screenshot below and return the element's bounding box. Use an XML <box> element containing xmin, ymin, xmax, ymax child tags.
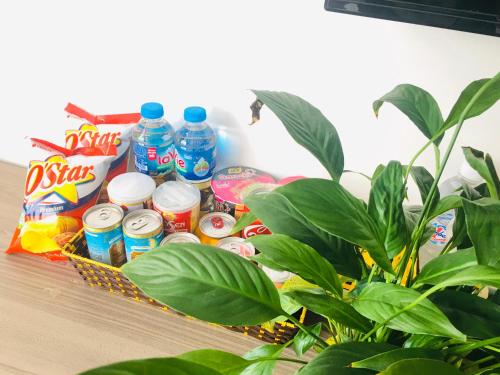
<box><xmin>62</xmin><ymin>229</ymin><xmax>303</xmax><ymax>344</ymax></box>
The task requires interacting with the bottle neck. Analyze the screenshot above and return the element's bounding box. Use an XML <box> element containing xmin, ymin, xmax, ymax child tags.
<box><xmin>140</xmin><ymin>117</ymin><xmax>165</xmax><ymax>128</ymax></box>
<box><xmin>184</xmin><ymin>121</ymin><xmax>206</xmax><ymax>130</ymax></box>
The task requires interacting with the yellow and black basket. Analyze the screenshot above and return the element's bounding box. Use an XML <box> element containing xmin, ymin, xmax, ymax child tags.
<box><xmin>62</xmin><ymin>229</ymin><xmax>303</xmax><ymax>344</ymax></box>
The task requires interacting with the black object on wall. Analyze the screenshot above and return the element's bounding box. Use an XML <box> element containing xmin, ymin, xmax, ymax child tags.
<box><xmin>324</xmin><ymin>0</ymin><xmax>500</xmax><ymax>37</ymax></box>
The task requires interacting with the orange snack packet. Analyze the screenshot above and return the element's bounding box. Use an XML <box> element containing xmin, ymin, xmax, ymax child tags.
<box><xmin>6</xmin><ymin>138</ymin><xmax>117</xmax><ymax>260</ymax></box>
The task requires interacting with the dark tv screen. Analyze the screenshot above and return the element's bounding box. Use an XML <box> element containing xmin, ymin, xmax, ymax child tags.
<box><xmin>324</xmin><ymin>0</ymin><xmax>500</xmax><ymax>37</ymax></box>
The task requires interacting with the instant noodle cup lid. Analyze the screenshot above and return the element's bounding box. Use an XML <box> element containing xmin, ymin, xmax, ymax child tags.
<box><xmin>262</xmin><ymin>266</ymin><xmax>292</xmax><ymax>283</ymax></box>
<box><xmin>211</xmin><ymin>166</ymin><xmax>275</xmax><ymax>205</ymax></box>
<box><xmin>153</xmin><ymin>181</ymin><xmax>201</xmax><ymax>213</ymax></box>
<box><xmin>108</xmin><ymin>172</ymin><xmax>156</xmax><ymax>203</ymax></box>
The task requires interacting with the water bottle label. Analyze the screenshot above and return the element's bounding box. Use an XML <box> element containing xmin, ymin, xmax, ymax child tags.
<box><xmin>133</xmin><ymin>142</ymin><xmax>175</xmax><ymax>176</ymax></box>
<box><xmin>429</xmin><ymin>212</ymin><xmax>454</xmax><ymax>246</ymax></box>
<box><xmin>175</xmin><ymin>146</ymin><xmax>216</xmax><ymax>182</ymax></box>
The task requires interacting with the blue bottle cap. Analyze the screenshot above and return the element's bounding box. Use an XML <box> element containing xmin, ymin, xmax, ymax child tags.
<box><xmin>184</xmin><ymin>106</ymin><xmax>206</xmax><ymax>122</ymax></box>
<box><xmin>141</xmin><ymin>102</ymin><xmax>164</xmax><ymax>119</ymax></box>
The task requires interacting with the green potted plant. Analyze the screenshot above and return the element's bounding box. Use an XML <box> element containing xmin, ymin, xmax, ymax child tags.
<box><xmin>82</xmin><ymin>74</ymin><xmax>500</xmax><ymax>375</ymax></box>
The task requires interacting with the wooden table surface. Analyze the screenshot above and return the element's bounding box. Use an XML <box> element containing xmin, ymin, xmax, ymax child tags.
<box><xmin>0</xmin><ymin>161</ymin><xmax>304</xmax><ymax>375</ymax></box>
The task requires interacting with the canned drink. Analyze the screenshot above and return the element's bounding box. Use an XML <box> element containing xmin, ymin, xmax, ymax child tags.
<box><xmin>123</xmin><ymin>209</ymin><xmax>164</xmax><ymax>262</ymax></box>
<box><xmin>211</xmin><ymin>166</ymin><xmax>275</xmax><ymax>219</ymax></box>
<box><xmin>195</xmin><ymin>212</ymin><xmax>237</xmax><ymax>245</ymax></box>
<box><xmin>216</xmin><ymin>237</ymin><xmax>255</xmax><ymax>258</ymax></box>
<box><xmin>160</xmin><ymin>232</ymin><xmax>201</xmax><ymax>245</ymax></box>
<box><xmin>153</xmin><ymin>181</ymin><xmax>201</xmax><ymax>234</ymax></box>
<box><xmin>83</xmin><ymin>203</ymin><xmax>126</xmax><ymax>267</ymax></box>
<box><xmin>107</xmin><ymin>172</ymin><xmax>157</xmax><ymax>214</ymax></box>
<box><xmin>262</xmin><ymin>266</ymin><xmax>292</xmax><ymax>288</ymax></box>
<box><xmin>242</xmin><ymin>221</ymin><xmax>272</xmax><ymax>239</ymax></box>
<box><xmin>177</xmin><ymin>176</ymin><xmax>214</xmax><ymax>216</ymax></box>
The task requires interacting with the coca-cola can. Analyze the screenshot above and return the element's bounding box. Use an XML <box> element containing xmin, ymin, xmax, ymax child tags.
<box><xmin>242</xmin><ymin>220</ymin><xmax>272</xmax><ymax>239</ymax></box>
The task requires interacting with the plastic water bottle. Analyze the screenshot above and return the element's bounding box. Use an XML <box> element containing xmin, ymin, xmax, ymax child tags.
<box><xmin>419</xmin><ymin>161</ymin><xmax>483</xmax><ymax>268</ymax></box>
<box><xmin>132</xmin><ymin>102</ymin><xmax>176</xmax><ymax>184</ymax></box>
<box><xmin>175</xmin><ymin>106</ymin><xmax>216</xmax><ymax>183</ymax></box>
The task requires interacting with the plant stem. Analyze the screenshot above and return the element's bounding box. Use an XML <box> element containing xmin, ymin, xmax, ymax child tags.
<box><xmin>470</xmin><ymin>363</ymin><xmax>500</xmax><ymax>375</ymax></box>
<box><xmin>462</xmin><ymin>355</ymin><xmax>495</xmax><ymax>370</ymax></box>
<box><xmin>367</xmin><ymin>265</ymin><xmax>378</xmax><ymax>284</ymax></box>
<box><xmin>484</xmin><ymin>345</ymin><xmax>500</xmax><ymax>353</ymax></box>
<box><xmin>287</xmin><ymin>314</ymin><xmax>329</xmax><ymax>349</ymax></box>
<box><xmin>447</xmin><ymin>337</ymin><xmax>500</xmax><ymax>355</ymax></box>
<box><xmin>433</xmin><ymin>144</ymin><xmax>441</xmax><ymax>174</ymax></box>
<box><xmin>259</xmin><ymin>357</ymin><xmax>309</xmax><ymax>365</ymax></box>
<box><xmin>402</xmin><ymin>77</ymin><xmax>498</xmax><ymax>286</ymax></box>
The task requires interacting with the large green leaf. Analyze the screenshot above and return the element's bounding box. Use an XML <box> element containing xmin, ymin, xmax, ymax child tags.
<box><xmin>432</xmin><ymin>265</ymin><xmax>500</xmax><ymax>289</ymax></box>
<box><xmin>352</xmin><ymin>283</ymin><xmax>465</xmax><ymax>340</ymax></box>
<box><xmin>253</xmin><ymin>90</ymin><xmax>344</xmax><ymax>180</ymax></box>
<box><xmin>178</xmin><ymin>350</ymin><xmax>250</xmax><ymax>375</ymax></box>
<box><xmin>373</xmin><ymin>84</ymin><xmax>444</xmax><ymax>145</ymax></box>
<box><xmin>244</xmin><ymin>191</ymin><xmax>361</xmax><ymax>278</ymax></box>
<box><xmin>428</xmin><ymin>195</ymin><xmax>463</xmax><ymax>220</ymax></box>
<box><xmin>293</xmin><ymin>322</ymin><xmax>322</xmax><ymax>357</ymax></box>
<box><xmin>403</xmin><ymin>334</ymin><xmax>447</xmax><ymax>349</ymax></box>
<box><xmin>463</xmin><ymin>198</ymin><xmax>500</xmax><ymax>268</ymax></box>
<box><xmin>79</xmin><ymin>358</ymin><xmax>222</xmax><ymax>375</ymax></box>
<box><xmin>286</xmin><ymin>290</ymin><xmax>372</xmax><ymax>333</ymax></box>
<box><xmin>298</xmin><ymin>342</ymin><xmax>396</xmax><ymax>375</ymax></box>
<box><xmin>231</xmin><ymin>211</ymin><xmax>257</xmax><ymax>234</ymax></box>
<box><xmin>430</xmin><ymin>290</ymin><xmax>500</xmax><ymax>340</ymax></box>
<box><xmin>410</xmin><ymin>165</ymin><xmax>440</xmax><ymax>209</ymax></box>
<box><xmin>368</xmin><ymin>161</ymin><xmax>408</xmax><ymax>257</ymax></box>
<box><xmin>444</xmin><ymin>74</ymin><xmax>500</xmax><ymax>130</ymax></box>
<box><xmin>122</xmin><ymin>244</ymin><xmax>282</xmax><ymax>326</ymax></box>
<box><xmin>381</xmin><ymin>358</ymin><xmax>461</xmax><ymax>375</ymax></box>
<box><xmin>241</xmin><ymin>344</ymin><xmax>285</xmax><ymax>375</ymax></box>
<box><xmin>463</xmin><ymin>147</ymin><xmax>500</xmax><ymax>199</ymax></box>
<box><xmin>276</xmin><ymin>179</ymin><xmax>393</xmax><ymax>274</ymax></box>
<box><xmin>351</xmin><ymin>348</ymin><xmax>442</xmax><ymax>371</ymax></box>
<box><xmin>247</xmin><ymin>234</ymin><xmax>342</xmax><ymax>296</ymax></box>
<box><xmin>413</xmin><ymin>248</ymin><xmax>477</xmax><ymax>288</ymax></box>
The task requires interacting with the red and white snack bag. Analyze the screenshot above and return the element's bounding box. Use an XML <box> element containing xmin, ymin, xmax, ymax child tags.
<box><xmin>64</xmin><ymin>103</ymin><xmax>140</xmax><ymax>183</ymax></box>
<box><xmin>6</xmin><ymin>138</ymin><xmax>116</xmax><ymax>260</ymax></box>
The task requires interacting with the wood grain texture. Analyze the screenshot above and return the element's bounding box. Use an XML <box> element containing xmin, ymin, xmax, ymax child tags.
<box><xmin>0</xmin><ymin>161</ymin><xmax>307</xmax><ymax>375</ymax></box>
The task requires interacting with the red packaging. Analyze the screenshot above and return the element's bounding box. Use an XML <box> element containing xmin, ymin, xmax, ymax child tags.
<box><xmin>64</xmin><ymin>103</ymin><xmax>140</xmax><ymax>183</ymax></box>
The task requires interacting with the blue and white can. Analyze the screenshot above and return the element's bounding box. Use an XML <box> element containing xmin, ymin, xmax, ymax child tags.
<box><xmin>83</xmin><ymin>203</ymin><xmax>126</xmax><ymax>267</ymax></box>
<box><xmin>123</xmin><ymin>209</ymin><xmax>164</xmax><ymax>262</ymax></box>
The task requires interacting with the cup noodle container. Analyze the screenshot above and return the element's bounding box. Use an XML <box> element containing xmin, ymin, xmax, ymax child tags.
<box><xmin>107</xmin><ymin>172</ymin><xmax>156</xmax><ymax>214</ymax></box>
<box><xmin>211</xmin><ymin>166</ymin><xmax>276</xmax><ymax>220</ymax></box>
<box><xmin>153</xmin><ymin>181</ymin><xmax>201</xmax><ymax>234</ymax></box>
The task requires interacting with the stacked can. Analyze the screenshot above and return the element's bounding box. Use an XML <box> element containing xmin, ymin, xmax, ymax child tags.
<box><xmin>83</xmin><ymin>203</ymin><xmax>126</xmax><ymax>267</ymax></box>
<box><xmin>195</xmin><ymin>212</ymin><xmax>237</xmax><ymax>245</ymax></box>
<box><xmin>153</xmin><ymin>181</ymin><xmax>201</xmax><ymax>234</ymax></box>
<box><xmin>123</xmin><ymin>209</ymin><xmax>164</xmax><ymax>262</ymax></box>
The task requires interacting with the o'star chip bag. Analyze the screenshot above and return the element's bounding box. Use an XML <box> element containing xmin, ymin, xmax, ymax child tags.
<box><xmin>64</xmin><ymin>103</ymin><xmax>140</xmax><ymax>183</ymax></box>
<box><xmin>6</xmin><ymin>138</ymin><xmax>117</xmax><ymax>260</ymax></box>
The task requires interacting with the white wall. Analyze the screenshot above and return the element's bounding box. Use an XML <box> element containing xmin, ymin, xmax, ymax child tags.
<box><xmin>1</xmin><ymin>0</ymin><xmax>499</xmax><ymax>202</ymax></box>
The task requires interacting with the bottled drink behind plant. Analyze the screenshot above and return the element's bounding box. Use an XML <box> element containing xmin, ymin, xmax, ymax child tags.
<box><xmin>175</xmin><ymin>106</ymin><xmax>216</xmax><ymax>183</ymax></box>
<box><xmin>419</xmin><ymin>161</ymin><xmax>483</xmax><ymax>268</ymax></box>
<box><xmin>132</xmin><ymin>102</ymin><xmax>176</xmax><ymax>185</ymax></box>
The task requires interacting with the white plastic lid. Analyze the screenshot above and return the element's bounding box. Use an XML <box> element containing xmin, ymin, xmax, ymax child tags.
<box><xmin>153</xmin><ymin>181</ymin><xmax>201</xmax><ymax>213</ymax></box>
<box><xmin>262</xmin><ymin>266</ymin><xmax>292</xmax><ymax>283</ymax></box>
<box><xmin>108</xmin><ymin>172</ymin><xmax>156</xmax><ymax>203</ymax></box>
<box><xmin>459</xmin><ymin>161</ymin><xmax>483</xmax><ymax>186</ymax></box>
